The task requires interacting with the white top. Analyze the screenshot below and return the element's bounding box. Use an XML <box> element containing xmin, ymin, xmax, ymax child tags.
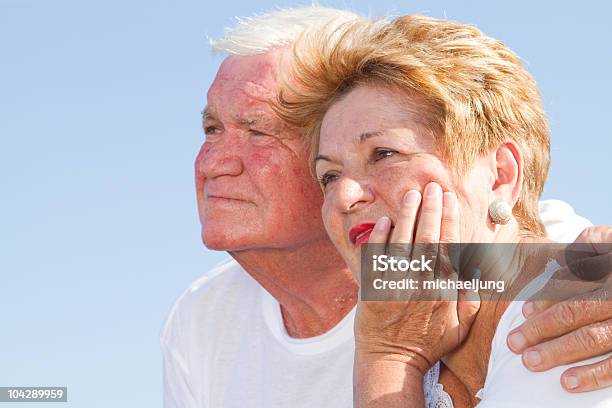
<box><xmin>539</xmin><ymin>199</ymin><xmax>592</xmax><ymax>242</ymax></box>
<box><xmin>161</xmin><ymin>259</ymin><xmax>442</xmax><ymax>408</ymax></box>
<box><xmin>476</xmin><ymin>261</ymin><xmax>612</xmax><ymax>407</ymax></box>
<box><xmin>161</xmin><ymin>199</ymin><xmax>592</xmax><ymax>407</ymax></box>
<box><xmin>161</xmin><ymin>259</ymin><xmax>356</xmax><ymax>408</ymax></box>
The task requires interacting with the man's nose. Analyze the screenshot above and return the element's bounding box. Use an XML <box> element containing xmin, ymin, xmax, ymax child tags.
<box><xmin>196</xmin><ymin>137</ymin><xmax>244</xmax><ymax>179</ymax></box>
<box><xmin>333</xmin><ymin>177</ymin><xmax>374</xmax><ymax>213</ymax></box>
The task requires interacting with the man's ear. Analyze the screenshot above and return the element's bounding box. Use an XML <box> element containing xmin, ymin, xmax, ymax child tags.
<box><xmin>490</xmin><ymin>141</ymin><xmax>523</xmax><ymax>206</ymax></box>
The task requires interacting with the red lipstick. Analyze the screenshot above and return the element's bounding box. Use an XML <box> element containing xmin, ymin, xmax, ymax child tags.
<box><xmin>349</xmin><ymin>223</ymin><xmax>376</xmax><ymax>246</ymax></box>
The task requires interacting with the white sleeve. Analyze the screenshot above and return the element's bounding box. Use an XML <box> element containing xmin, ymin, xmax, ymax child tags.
<box><xmin>539</xmin><ymin>199</ymin><xmax>592</xmax><ymax>242</ymax></box>
<box><xmin>160</xmin><ymin>299</ymin><xmax>199</xmax><ymax>408</ymax></box>
<box><xmin>477</xmin><ymin>300</ymin><xmax>612</xmax><ymax>407</ymax></box>
<box><xmin>476</xmin><ymin>264</ymin><xmax>612</xmax><ymax>407</ymax></box>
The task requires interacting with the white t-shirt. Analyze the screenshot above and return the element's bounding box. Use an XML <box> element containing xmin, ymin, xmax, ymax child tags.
<box><xmin>161</xmin><ymin>259</ymin><xmax>356</xmax><ymax>408</ymax></box>
<box><xmin>161</xmin><ymin>199</ymin><xmax>592</xmax><ymax>407</ymax></box>
<box><xmin>476</xmin><ymin>261</ymin><xmax>612</xmax><ymax>407</ymax></box>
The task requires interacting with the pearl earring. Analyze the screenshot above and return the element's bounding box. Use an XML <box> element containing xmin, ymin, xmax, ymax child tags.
<box><xmin>488</xmin><ymin>199</ymin><xmax>512</xmax><ymax>225</ymax></box>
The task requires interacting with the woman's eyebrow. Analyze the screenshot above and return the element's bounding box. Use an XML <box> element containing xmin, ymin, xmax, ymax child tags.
<box><xmin>358</xmin><ymin>130</ymin><xmax>385</xmax><ymax>143</ymax></box>
<box><xmin>315</xmin><ymin>130</ymin><xmax>386</xmax><ymax>164</ymax></box>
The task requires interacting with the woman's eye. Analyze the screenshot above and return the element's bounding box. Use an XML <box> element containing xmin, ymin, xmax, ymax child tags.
<box><xmin>318</xmin><ymin>173</ymin><xmax>339</xmax><ymax>188</ymax></box>
<box><xmin>373</xmin><ymin>148</ymin><xmax>397</xmax><ymax>162</ymax></box>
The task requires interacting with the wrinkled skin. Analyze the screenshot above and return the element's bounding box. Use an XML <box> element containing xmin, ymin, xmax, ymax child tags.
<box><xmin>316</xmin><ymin>84</ymin><xmax>510</xmax><ymax>274</ymax></box>
<box><xmin>196</xmin><ymin>51</ymin><xmax>327</xmax><ymax>251</ymax></box>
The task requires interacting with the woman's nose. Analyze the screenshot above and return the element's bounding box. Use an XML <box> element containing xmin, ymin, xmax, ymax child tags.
<box><xmin>333</xmin><ymin>177</ymin><xmax>374</xmax><ymax>213</ymax></box>
<box><xmin>196</xmin><ymin>137</ymin><xmax>244</xmax><ymax>179</ymax></box>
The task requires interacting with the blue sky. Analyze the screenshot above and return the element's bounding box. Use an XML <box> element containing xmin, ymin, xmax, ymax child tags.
<box><xmin>0</xmin><ymin>0</ymin><xmax>610</xmax><ymax>406</ymax></box>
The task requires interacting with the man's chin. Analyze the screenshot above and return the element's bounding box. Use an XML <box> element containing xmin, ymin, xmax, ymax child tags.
<box><xmin>201</xmin><ymin>233</ymin><xmax>232</xmax><ymax>251</ymax></box>
<box><xmin>201</xmin><ymin>235</ymin><xmax>225</xmax><ymax>251</ymax></box>
<box><xmin>201</xmin><ymin>228</ymin><xmax>257</xmax><ymax>251</ymax></box>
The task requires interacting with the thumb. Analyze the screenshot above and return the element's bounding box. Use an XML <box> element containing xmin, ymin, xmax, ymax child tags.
<box><xmin>457</xmin><ymin>288</ymin><xmax>481</xmax><ymax>340</ymax></box>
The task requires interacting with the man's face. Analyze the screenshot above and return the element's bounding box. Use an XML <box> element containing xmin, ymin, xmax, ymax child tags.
<box><xmin>196</xmin><ymin>51</ymin><xmax>327</xmax><ymax>251</ymax></box>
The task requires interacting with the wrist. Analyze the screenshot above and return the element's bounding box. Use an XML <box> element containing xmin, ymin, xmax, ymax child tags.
<box><xmin>355</xmin><ymin>348</ymin><xmax>432</xmax><ymax>378</ymax></box>
<box><xmin>354</xmin><ymin>353</ymin><xmax>427</xmax><ymax>408</ymax></box>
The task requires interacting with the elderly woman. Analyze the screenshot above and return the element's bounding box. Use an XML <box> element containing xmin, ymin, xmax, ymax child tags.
<box><xmin>275</xmin><ymin>15</ymin><xmax>611</xmax><ymax>407</ymax></box>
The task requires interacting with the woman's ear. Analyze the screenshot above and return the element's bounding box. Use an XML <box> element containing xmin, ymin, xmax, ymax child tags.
<box><xmin>491</xmin><ymin>141</ymin><xmax>523</xmax><ymax>207</ymax></box>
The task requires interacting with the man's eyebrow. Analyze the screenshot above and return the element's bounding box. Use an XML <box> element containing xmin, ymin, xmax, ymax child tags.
<box><xmin>237</xmin><ymin>112</ymin><xmax>277</xmax><ymax>127</ymax></box>
<box><xmin>202</xmin><ymin>106</ymin><xmax>217</xmax><ymax>121</ymax></box>
<box><xmin>314</xmin><ymin>154</ymin><xmax>334</xmax><ymax>163</ymax></box>
<box><xmin>202</xmin><ymin>107</ymin><xmax>271</xmax><ymax>128</ymax></box>
<box><xmin>236</xmin><ymin>116</ymin><xmax>260</xmax><ymax>126</ymax></box>
<box><xmin>358</xmin><ymin>130</ymin><xmax>385</xmax><ymax>143</ymax></box>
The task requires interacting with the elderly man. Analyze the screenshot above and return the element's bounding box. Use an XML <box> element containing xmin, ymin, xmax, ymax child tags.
<box><xmin>161</xmin><ymin>6</ymin><xmax>611</xmax><ymax>407</ymax></box>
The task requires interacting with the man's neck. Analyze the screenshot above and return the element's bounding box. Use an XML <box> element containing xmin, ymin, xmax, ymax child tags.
<box><xmin>230</xmin><ymin>238</ymin><xmax>358</xmax><ymax>339</ymax></box>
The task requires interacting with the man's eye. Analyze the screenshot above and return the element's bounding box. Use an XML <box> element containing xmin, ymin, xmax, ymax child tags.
<box><xmin>373</xmin><ymin>148</ymin><xmax>397</xmax><ymax>162</ymax></box>
<box><xmin>204</xmin><ymin>125</ymin><xmax>221</xmax><ymax>135</ymax></box>
<box><xmin>318</xmin><ymin>173</ymin><xmax>339</xmax><ymax>188</ymax></box>
<box><xmin>249</xmin><ymin>129</ymin><xmax>270</xmax><ymax>137</ymax></box>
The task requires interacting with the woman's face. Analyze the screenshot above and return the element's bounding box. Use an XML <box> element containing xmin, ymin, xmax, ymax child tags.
<box><xmin>316</xmin><ymin>84</ymin><xmax>492</xmax><ymax>271</ymax></box>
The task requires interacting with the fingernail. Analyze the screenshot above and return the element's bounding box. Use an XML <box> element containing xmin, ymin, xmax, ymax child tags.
<box><xmin>508</xmin><ymin>331</ymin><xmax>528</xmax><ymax>352</ymax></box>
<box><xmin>376</xmin><ymin>216</ymin><xmax>390</xmax><ymax>230</ymax></box>
<box><xmin>403</xmin><ymin>190</ymin><xmax>421</xmax><ymax>206</ymax></box>
<box><xmin>443</xmin><ymin>191</ymin><xmax>457</xmax><ymax>210</ymax></box>
<box><xmin>523</xmin><ymin>349</ymin><xmax>542</xmax><ymax>367</ymax></box>
<box><xmin>523</xmin><ymin>301</ymin><xmax>535</xmax><ymax>318</ymax></box>
<box><xmin>425</xmin><ymin>182</ymin><xmax>441</xmax><ymax>198</ymax></box>
<box><xmin>564</xmin><ymin>375</ymin><xmax>579</xmax><ymax>390</ymax></box>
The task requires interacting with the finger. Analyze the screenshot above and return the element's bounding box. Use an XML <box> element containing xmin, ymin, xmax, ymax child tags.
<box><xmin>440</xmin><ymin>191</ymin><xmax>460</xmax><ymax>245</ymax></box>
<box><xmin>387</xmin><ymin>190</ymin><xmax>421</xmax><ymax>293</ymax></box>
<box><xmin>434</xmin><ymin>191</ymin><xmax>460</xmax><ymax>302</ymax></box>
<box><xmin>561</xmin><ymin>356</ymin><xmax>612</xmax><ymax>393</ymax></box>
<box><xmin>518</xmin><ymin>318</ymin><xmax>612</xmax><ymax>372</ymax></box>
<box><xmin>572</xmin><ymin>226</ymin><xmax>612</xmax><ymax>253</ymax></box>
<box><xmin>524</xmin><ymin>265</ymin><xmax>604</xmax><ymax>314</ymax></box>
<box><xmin>414</xmin><ymin>182</ymin><xmax>443</xmax><ymax>244</ymax></box>
<box><xmin>522</xmin><ymin>299</ymin><xmax>559</xmax><ymax>319</ymax></box>
<box><xmin>368</xmin><ymin>216</ymin><xmax>391</xmax><ymax>244</ymax></box>
<box><xmin>389</xmin><ymin>190</ymin><xmax>421</xmax><ymax>253</ymax></box>
<box><xmin>567</xmin><ymin>252</ymin><xmax>612</xmax><ymax>282</ymax></box>
<box><xmin>509</xmin><ymin>291</ymin><xmax>612</xmax><ymax>353</ymax></box>
<box><xmin>389</xmin><ymin>190</ymin><xmax>420</xmax><ymax>269</ymax></box>
<box><xmin>439</xmin><ymin>191</ymin><xmax>460</xmax><ymax>281</ymax></box>
<box><xmin>557</xmin><ymin>225</ymin><xmax>612</xmax><ymax>271</ymax></box>
<box><xmin>362</xmin><ymin>216</ymin><xmax>391</xmax><ymax>285</ymax></box>
<box><xmin>411</xmin><ymin>182</ymin><xmax>442</xmax><ymax>283</ymax></box>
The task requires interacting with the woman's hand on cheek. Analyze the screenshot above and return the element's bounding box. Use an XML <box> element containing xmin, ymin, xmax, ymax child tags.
<box><xmin>354</xmin><ymin>182</ymin><xmax>481</xmax><ymax>375</ymax></box>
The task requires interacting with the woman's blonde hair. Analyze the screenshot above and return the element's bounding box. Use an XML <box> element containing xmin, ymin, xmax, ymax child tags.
<box><xmin>275</xmin><ymin>15</ymin><xmax>550</xmax><ymax>236</ymax></box>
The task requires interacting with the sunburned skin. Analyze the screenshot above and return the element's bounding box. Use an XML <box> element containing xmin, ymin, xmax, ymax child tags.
<box><xmin>197</xmin><ymin>51</ymin><xmax>326</xmax><ymax>251</ymax></box>
<box><xmin>195</xmin><ymin>50</ymin><xmax>358</xmax><ymax>339</ymax></box>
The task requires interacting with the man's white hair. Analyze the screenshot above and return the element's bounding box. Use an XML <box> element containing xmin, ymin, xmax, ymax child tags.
<box><xmin>210</xmin><ymin>5</ymin><xmax>362</xmax><ymax>56</ymax></box>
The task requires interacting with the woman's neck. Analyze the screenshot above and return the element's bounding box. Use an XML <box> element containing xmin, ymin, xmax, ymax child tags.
<box><xmin>440</xmin><ymin>236</ymin><xmax>556</xmax><ymax>404</ymax></box>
